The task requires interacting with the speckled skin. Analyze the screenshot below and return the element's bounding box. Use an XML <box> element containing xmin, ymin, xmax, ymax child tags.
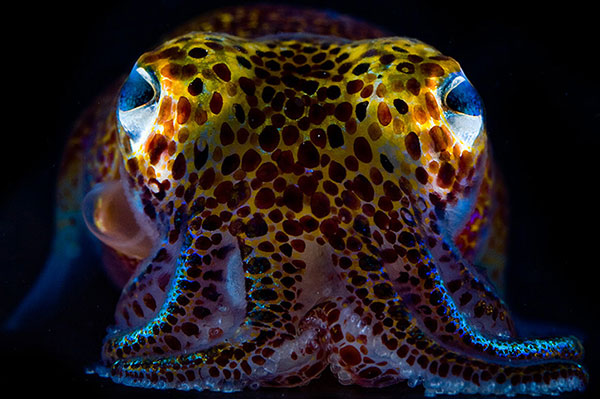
<box><xmin>54</xmin><ymin>5</ymin><xmax>586</xmax><ymax>396</ymax></box>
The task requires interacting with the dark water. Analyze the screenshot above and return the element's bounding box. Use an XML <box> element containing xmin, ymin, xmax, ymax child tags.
<box><xmin>1</xmin><ymin>0</ymin><xmax>597</xmax><ymax>398</ymax></box>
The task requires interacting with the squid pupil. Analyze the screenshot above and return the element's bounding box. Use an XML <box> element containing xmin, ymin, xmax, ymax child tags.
<box><xmin>119</xmin><ymin>69</ymin><xmax>155</xmax><ymax>112</ymax></box>
<box><xmin>445</xmin><ymin>80</ymin><xmax>483</xmax><ymax>117</ymax></box>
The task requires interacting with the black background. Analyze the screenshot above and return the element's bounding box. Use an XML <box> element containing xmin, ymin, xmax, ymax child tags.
<box><xmin>1</xmin><ymin>1</ymin><xmax>597</xmax><ymax>398</ymax></box>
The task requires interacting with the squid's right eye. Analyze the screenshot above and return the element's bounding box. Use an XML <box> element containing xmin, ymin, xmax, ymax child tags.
<box><xmin>439</xmin><ymin>73</ymin><xmax>485</xmax><ymax>148</ymax></box>
<box><xmin>117</xmin><ymin>66</ymin><xmax>160</xmax><ymax>145</ymax></box>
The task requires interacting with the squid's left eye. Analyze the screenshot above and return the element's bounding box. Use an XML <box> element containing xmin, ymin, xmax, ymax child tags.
<box><xmin>440</xmin><ymin>73</ymin><xmax>485</xmax><ymax>147</ymax></box>
<box><xmin>117</xmin><ymin>66</ymin><xmax>160</xmax><ymax>146</ymax></box>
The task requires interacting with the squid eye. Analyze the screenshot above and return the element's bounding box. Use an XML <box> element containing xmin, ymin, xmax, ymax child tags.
<box><xmin>444</xmin><ymin>75</ymin><xmax>483</xmax><ymax>116</ymax></box>
<box><xmin>440</xmin><ymin>73</ymin><xmax>485</xmax><ymax>147</ymax></box>
<box><xmin>117</xmin><ymin>66</ymin><xmax>160</xmax><ymax>145</ymax></box>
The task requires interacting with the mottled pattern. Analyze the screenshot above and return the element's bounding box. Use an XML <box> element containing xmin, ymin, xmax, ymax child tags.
<box><xmin>57</xmin><ymin>5</ymin><xmax>586</xmax><ymax>396</ymax></box>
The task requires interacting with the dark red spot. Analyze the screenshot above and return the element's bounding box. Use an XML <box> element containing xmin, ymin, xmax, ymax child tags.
<box><xmin>188</xmin><ymin>47</ymin><xmax>208</xmax><ymax>58</ymax></box>
<box><xmin>282</xmin><ymin>125</ymin><xmax>299</xmax><ymax>145</ymax></box>
<box><xmin>282</xmin><ymin>220</ymin><xmax>303</xmax><ymax>236</ymax></box>
<box><xmin>193</xmin><ymin>306</ymin><xmax>211</xmax><ymax>319</ymax></box>
<box><xmin>202</xmin><ymin>215</ymin><xmax>222</xmax><ymax>231</ymax></box>
<box><xmin>420</xmin><ymin>63</ymin><xmax>445</xmax><ymax>77</ymax></box>
<box><xmin>374</xmin><ymin>210</ymin><xmax>389</xmax><ymax>230</ymax></box>
<box><xmin>352</xmin><ymin>63</ymin><xmax>370</xmax><ymax>75</ymax></box>
<box><xmin>406</xmin><ymin>78</ymin><xmax>420</xmax><ymax>96</ymax></box>
<box><xmin>347</xmin><ymin>79</ymin><xmax>364</xmax><ymax>94</ymax></box>
<box><xmin>358</xmin><ymin>367</ymin><xmax>382</xmax><ymax>379</ymax></box>
<box><xmin>205</xmin><ymin>41</ymin><xmax>224</xmax><ymax>51</ymax></box>
<box><xmin>238</xmin><ymin>77</ymin><xmax>255</xmax><ymax>95</ymax></box>
<box><xmin>271</xmin><ymin>92</ymin><xmax>285</xmax><ymax>111</ymax></box>
<box><xmin>310</xmin><ymin>128</ymin><xmax>327</xmax><ymax>148</ymax></box>
<box><xmin>328</xmin><ymin>161</ymin><xmax>346</xmax><ymax>182</ymax></box>
<box><xmin>210</xmin><ymin>92</ymin><xmax>223</xmax><ymax>114</ymax></box>
<box><xmin>214</xmin><ymin>181</ymin><xmax>233</xmax><ymax>203</ymax></box>
<box><xmin>437</xmin><ymin>162</ymin><xmax>455</xmax><ymax>188</ymax></box>
<box><xmin>198</xmin><ymin>168</ymin><xmax>215</xmax><ymax>191</ymax></box>
<box><xmin>394</xmin><ymin>344</ymin><xmax>409</xmax><ymax>358</ymax></box>
<box><xmin>221</xmin><ymin>154</ymin><xmax>240</xmax><ymax>175</ymax></box>
<box><xmin>355</xmin><ymin>101</ymin><xmax>369</xmax><ymax>121</ymax></box>
<box><xmin>164</xmin><ymin>335</ymin><xmax>181</xmax><ymax>351</ymax></box>
<box><xmin>233</xmin><ymin>103</ymin><xmax>246</xmax><ymax>123</ymax></box>
<box><xmin>248</xmin><ymin>108</ymin><xmax>266</xmax><ymax>128</ymax></box>
<box><xmin>413</xmin><ymin>167</ymin><xmax>427</xmax><ymax>184</ymax></box>
<box><xmin>284</xmin><ymin>97</ymin><xmax>305</xmax><ymax>119</ymax></box>
<box><xmin>283</xmin><ymin>185</ymin><xmax>304</xmax><ymax>212</ymax></box>
<box><xmin>352</xmin><ymin>174</ymin><xmax>374</xmax><ymax>202</ymax></box>
<box><xmin>340</xmin><ymin>345</ymin><xmax>361</xmax><ymax>366</ymax></box>
<box><xmin>353</xmin><ymin>137</ymin><xmax>372</xmax><ymax>163</ymax></box>
<box><xmin>188</xmin><ymin>78</ymin><xmax>203</xmax><ymax>96</ymax></box>
<box><xmin>379</xmin><ymin>54</ymin><xmax>396</xmax><ymax>64</ymax></box>
<box><xmin>241</xmin><ymin>149</ymin><xmax>261</xmax><ymax>171</ymax></box>
<box><xmin>369</xmin><ymin>167</ymin><xmax>383</xmax><ymax>185</ymax></box>
<box><xmin>255</xmin><ymin>188</ymin><xmax>276</xmax><ymax>209</ymax></box>
<box><xmin>299</xmin><ymin>215</ymin><xmax>318</xmax><ymax>232</ymax></box>
<box><xmin>323</xmin><ymin>181</ymin><xmax>338</xmax><ymax>196</ymax></box>
<box><xmin>297</xmin><ymin>141</ymin><xmax>320</xmax><ymax>168</ymax></box>
<box><xmin>275</xmin><ymin>149</ymin><xmax>294</xmax><ymax>172</ymax></box>
<box><xmin>459</xmin><ymin>292</ymin><xmax>472</xmax><ymax>306</ymax></box>
<box><xmin>171</xmin><ymin>153</ymin><xmax>186</xmax><ymax>179</ymax></box>
<box><xmin>220</xmin><ymin>122</ymin><xmax>235</xmax><ymax>145</ymax></box>
<box><xmin>256</xmin><ymin>162</ymin><xmax>278</xmax><ymax>181</ymax></box>
<box><xmin>143</xmin><ymin>293</ymin><xmax>156</xmax><ymax>311</ymax></box>
<box><xmin>331</xmin><ymin>324</ymin><xmax>343</xmax><ymax>342</ymax></box>
<box><xmin>394</xmin><ymin>99</ymin><xmax>409</xmax><ymax>115</ymax></box>
<box><xmin>298</xmin><ymin>175</ymin><xmax>318</xmax><ymax>196</ymax></box>
<box><xmin>181</xmin><ymin>322</ymin><xmax>199</xmax><ymax>336</ymax></box>
<box><xmin>246</xmin><ymin>216</ymin><xmax>268</xmax><ymax>237</ymax></box>
<box><xmin>212</xmin><ymin>63</ymin><xmax>231</xmax><ymax>81</ymax></box>
<box><xmin>237</xmin><ymin>128</ymin><xmax>249</xmax><ymax>144</ymax></box>
<box><xmin>405</xmin><ymin>132</ymin><xmax>421</xmax><ymax>160</ymax></box>
<box><xmin>326</xmin><ymin>85</ymin><xmax>341</xmax><ymax>100</ymax></box>
<box><xmin>334</xmin><ymin>102</ymin><xmax>353</xmax><ymax>121</ymax></box>
<box><xmin>310</xmin><ymin>192</ymin><xmax>330</xmax><ymax>218</ymax></box>
<box><xmin>341</xmin><ymin>190</ymin><xmax>360</xmax><ymax>209</ymax></box>
<box><xmin>309</xmin><ymin>103</ymin><xmax>327</xmax><ymax>125</ymax></box>
<box><xmin>259</xmin><ymin>126</ymin><xmax>280</xmax><ymax>152</ymax></box>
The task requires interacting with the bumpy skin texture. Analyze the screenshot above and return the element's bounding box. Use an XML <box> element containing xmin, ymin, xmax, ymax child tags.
<box><xmin>57</xmin><ymin>5</ymin><xmax>586</xmax><ymax>396</ymax></box>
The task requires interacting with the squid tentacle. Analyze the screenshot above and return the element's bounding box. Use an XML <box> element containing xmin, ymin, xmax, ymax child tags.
<box><xmin>101</xmin><ymin>213</ymin><xmax>335</xmax><ymax>389</ymax></box>
<box><xmin>323</xmin><ymin>298</ymin><xmax>587</xmax><ymax>395</ymax></box>
<box><xmin>424</xmin><ymin>158</ymin><xmax>516</xmax><ymax>338</ymax></box>
<box><xmin>320</xmin><ymin>232</ymin><xmax>587</xmax><ymax>395</ymax></box>
<box><xmin>388</xmin><ymin>221</ymin><xmax>583</xmax><ymax>364</ymax></box>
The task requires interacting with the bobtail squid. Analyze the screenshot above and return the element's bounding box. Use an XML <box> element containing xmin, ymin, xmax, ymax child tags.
<box><xmin>7</xmin><ymin>5</ymin><xmax>588</xmax><ymax>397</ymax></box>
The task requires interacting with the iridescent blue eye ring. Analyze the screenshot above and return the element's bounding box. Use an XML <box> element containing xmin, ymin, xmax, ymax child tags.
<box><xmin>118</xmin><ymin>67</ymin><xmax>160</xmax><ymax>145</ymax></box>
<box><xmin>443</xmin><ymin>75</ymin><xmax>483</xmax><ymax>116</ymax></box>
<box><xmin>119</xmin><ymin>67</ymin><xmax>158</xmax><ymax>112</ymax></box>
<box><xmin>440</xmin><ymin>73</ymin><xmax>485</xmax><ymax>147</ymax></box>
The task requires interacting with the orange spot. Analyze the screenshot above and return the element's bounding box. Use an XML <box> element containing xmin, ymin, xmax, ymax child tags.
<box><xmin>177</xmin><ymin>96</ymin><xmax>191</xmax><ymax>124</ymax></box>
<box><xmin>375</xmin><ymin>83</ymin><xmax>387</xmax><ymax>98</ymax></box>
<box><xmin>425</xmin><ymin>92</ymin><xmax>440</xmax><ymax>120</ymax></box>
<box><xmin>377</xmin><ymin>102</ymin><xmax>392</xmax><ymax>126</ymax></box>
